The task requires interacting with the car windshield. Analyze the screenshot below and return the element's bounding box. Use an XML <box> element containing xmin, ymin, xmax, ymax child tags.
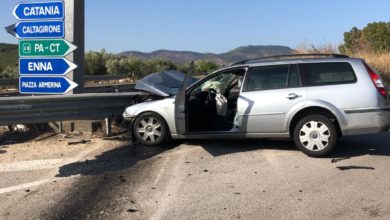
<box><xmin>191</xmin><ymin>72</ymin><xmax>237</xmax><ymax>95</ymax></box>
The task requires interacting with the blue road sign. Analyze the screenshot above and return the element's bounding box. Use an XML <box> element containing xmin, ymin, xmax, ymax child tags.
<box><xmin>13</xmin><ymin>1</ymin><xmax>64</xmax><ymax>20</ymax></box>
<box><xmin>19</xmin><ymin>58</ymin><xmax>77</xmax><ymax>76</ymax></box>
<box><xmin>6</xmin><ymin>21</ymin><xmax>64</xmax><ymax>39</ymax></box>
<box><xmin>19</xmin><ymin>76</ymin><xmax>78</xmax><ymax>94</ymax></box>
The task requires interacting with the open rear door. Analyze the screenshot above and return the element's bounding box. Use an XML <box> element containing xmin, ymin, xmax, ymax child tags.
<box><xmin>174</xmin><ymin>62</ymin><xmax>194</xmax><ymax>135</ymax></box>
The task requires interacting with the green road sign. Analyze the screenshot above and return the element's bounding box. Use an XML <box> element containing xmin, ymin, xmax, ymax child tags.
<box><xmin>19</xmin><ymin>39</ymin><xmax>77</xmax><ymax>57</ymax></box>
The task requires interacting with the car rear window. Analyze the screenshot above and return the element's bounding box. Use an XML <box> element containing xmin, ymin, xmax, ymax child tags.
<box><xmin>246</xmin><ymin>65</ymin><xmax>289</xmax><ymax>91</ymax></box>
<box><xmin>300</xmin><ymin>62</ymin><xmax>356</xmax><ymax>86</ymax></box>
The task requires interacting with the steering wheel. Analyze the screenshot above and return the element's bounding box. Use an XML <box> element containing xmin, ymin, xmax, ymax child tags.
<box><xmin>207</xmin><ymin>88</ymin><xmax>217</xmax><ymax>102</ymax></box>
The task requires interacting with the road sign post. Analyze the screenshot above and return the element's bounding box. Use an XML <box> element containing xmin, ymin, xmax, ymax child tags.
<box><xmin>65</xmin><ymin>0</ymin><xmax>84</xmax><ymax>94</ymax></box>
<box><xmin>5</xmin><ymin>0</ymin><xmax>83</xmax><ymax>95</ymax></box>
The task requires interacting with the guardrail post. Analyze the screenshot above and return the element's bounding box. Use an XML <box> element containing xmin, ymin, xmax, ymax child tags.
<box><xmin>105</xmin><ymin>118</ymin><xmax>112</xmax><ymax>137</ymax></box>
<box><xmin>59</xmin><ymin>121</ymin><xmax>63</xmax><ymax>133</ymax></box>
<box><xmin>70</xmin><ymin>122</ymin><xmax>75</xmax><ymax>132</ymax></box>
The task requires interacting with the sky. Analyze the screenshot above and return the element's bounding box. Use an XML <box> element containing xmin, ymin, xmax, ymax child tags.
<box><xmin>1</xmin><ymin>0</ymin><xmax>390</xmax><ymax>54</ymax></box>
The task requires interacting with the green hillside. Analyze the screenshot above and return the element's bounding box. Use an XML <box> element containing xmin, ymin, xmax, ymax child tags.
<box><xmin>0</xmin><ymin>43</ymin><xmax>18</xmax><ymax>70</ymax></box>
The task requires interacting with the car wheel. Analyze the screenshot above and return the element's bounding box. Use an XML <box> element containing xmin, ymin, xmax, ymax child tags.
<box><xmin>133</xmin><ymin>112</ymin><xmax>169</xmax><ymax>146</ymax></box>
<box><xmin>293</xmin><ymin>115</ymin><xmax>337</xmax><ymax>157</ymax></box>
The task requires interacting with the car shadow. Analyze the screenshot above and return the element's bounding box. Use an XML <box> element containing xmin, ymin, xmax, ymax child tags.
<box><xmin>56</xmin><ymin>132</ymin><xmax>390</xmax><ymax>177</ymax></box>
<box><xmin>185</xmin><ymin>139</ymin><xmax>296</xmax><ymax>157</ymax></box>
<box><xmin>56</xmin><ymin>142</ymin><xmax>171</xmax><ymax>177</ymax></box>
<box><xmin>329</xmin><ymin>132</ymin><xmax>390</xmax><ymax>158</ymax></box>
<box><xmin>183</xmin><ymin>132</ymin><xmax>390</xmax><ymax>158</ymax></box>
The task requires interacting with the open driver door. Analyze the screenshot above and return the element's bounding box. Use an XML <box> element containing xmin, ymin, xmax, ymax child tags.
<box><xmin>174</xmin><ymin>62</ymin><xmax>195</xmax><ymax>135</ymax></box>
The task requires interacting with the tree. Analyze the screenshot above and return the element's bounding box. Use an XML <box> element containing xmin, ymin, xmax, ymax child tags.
<box><xmin>339</xmin><ymin>22</ymin><xmax>390</xmax><ymax>54</ymax></box>
<box><xmin>339</xmin><ymin>27</ymin><xmax>363</xmax><ymax>54</ymax></box>
<box><xmin>126</xmin><ymin>57</ymin><xmax>146</xmax><ymax>79</ymax></box>
<box><xmin>195</xmin><ymin>60</ymin><xmax>219</xmax><ymax>73</ymax></box>
<box><xmin>177</xmin><ymin>62</ymin><xmax>191</xmax><ymax>73</ymax></box>
<box><xmin>84</xmin><ymin>49</ymin><xmax>108</xmax><ymax>75</ymax></box>
<box><xmin>0</xmin><ymin>65</ymin><xmax>18</xmax><ymax>78</ymax></box>
<box><xmin>363</xmin><ymin>22</ymin><xmax>390</xmax><ymax>52</ymax></box>
<box><xmin>146</xmin><ymin>59</ymin><xmax>177</xmax><ymax>73</ymax></box>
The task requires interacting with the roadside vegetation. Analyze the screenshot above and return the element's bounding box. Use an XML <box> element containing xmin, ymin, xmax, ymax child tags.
<box><xmin>294</xmin><ymin>22</ymin><xmax>390</xmax><ymax>84</ymax></box>
<box><xmin>1</xmin><ymin>22</ymin><xmax>389</xmax><ymax>83</ymax></box>
<box><xmin>339</xmin><ymin>22</ymin><xmax>390</xmax><ymax>83</ymax></box>
<box><xmin>84</xmin><ymin>49</ymin><xmax>219</xmax><ymax>80</ymax></box>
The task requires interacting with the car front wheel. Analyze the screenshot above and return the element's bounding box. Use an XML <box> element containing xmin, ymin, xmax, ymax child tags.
<box><xmin>133</xmin><ymin>112</ymin><xmax>169</xmax><ymax>146</ymax></box>
<box><xmin>293</xmin><ymin>115</ymin><xmax>337</xmax><ymax>157</ymax></box>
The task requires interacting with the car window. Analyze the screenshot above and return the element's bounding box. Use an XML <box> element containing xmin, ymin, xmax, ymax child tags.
<box><xmin>246</xmin><ymin>65</ymin><xmax>289</xmax><ymax>91</ymax></box>
<box><xmin>190</xmin><ymin>70</ymin><xmax>243</xmax><ymax>95</ymax></box>
<box><xmin>300</xmin><ymin>62</ymin><xmax>356</xmax><ymax>86</ymax></box>
<box><xmin>288</xmin><ymin>65</ymin><xmax>300</xmax><ymax>88</ymax></box>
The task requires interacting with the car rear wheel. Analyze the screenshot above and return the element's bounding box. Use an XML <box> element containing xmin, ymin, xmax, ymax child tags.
<box><xmin>293</xmin><ymin>115</ymin><xmax>337</xmax><ymax>157</ymax></box>
<box><xmin>133</xmin><ymin>112</ymin><xmax>168</xmax><ymax>146</ymax></box>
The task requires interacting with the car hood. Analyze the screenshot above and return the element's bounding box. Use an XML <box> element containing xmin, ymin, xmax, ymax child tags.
<box><xmin>135</xmin><ymin>70</ymin><xmax>198</xmax><ymax>97</ymax></box>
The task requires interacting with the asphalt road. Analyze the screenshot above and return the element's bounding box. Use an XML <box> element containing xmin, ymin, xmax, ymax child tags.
<box><xmin>0</xmin><ymin>132</ymin><xmax>390</xmax><ymax>219</ymax></box>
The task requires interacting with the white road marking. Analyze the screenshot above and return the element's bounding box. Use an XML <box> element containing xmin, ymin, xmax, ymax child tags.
<box><xmin>0</xmin><ymin>175</ymin><xmax>78</xmax><ymax>195</ymax></box>
<box><xmin>0</xmin><ymin>142</ymin><xmax>102</xmax><ymax>194</ymax></box>
<box><xmin>150</xmin><ymin>147</ymin><xmax>195</xmax><ymax>220</ymax></box>
<box><xmin>0</xmin><ymin>179</ymin><xmax>52</xmax><ymax>194</ymax></box>
<box><xmin>0</xmin><ymin>158</ymin><xmax>73</xmax><ymax>172</ymax></box>
<box><xmin>153</xmin><ymin>157</ymin><xmax>169</xmax><ymax>186</ymax></box>
<box><xmin>0</xmin><ymin>143</ymin><xmax>100</xmax><ymax>172</ymax></box>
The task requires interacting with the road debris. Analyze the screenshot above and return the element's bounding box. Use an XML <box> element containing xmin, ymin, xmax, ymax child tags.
<box><xmin>67</xmin><ymin>139</ymin><xmax>91</xmax><ymax>145</ymax></box>
<box><xmin>119</xmin><ymin>176</ymin><xmax>126</xmax><ymax>183</ymax></box>
<box><xmin>337</xmin><ymin>166</ymin><xmax>375</xmax><ymax>170</ymax></box>
<box><xmin>102</xmin><ymin>135</ymin><xmax>129</xmax><ymax>141</ymax></box>
<box><xmin>34</xmin><ymin>133</ymin><xmax>57</xmax><ymax>142</ymax></box>
<box><xmin>331</xmin><ymin>157</ymin><xmax>351</xmax><ymax>163</ymax></box>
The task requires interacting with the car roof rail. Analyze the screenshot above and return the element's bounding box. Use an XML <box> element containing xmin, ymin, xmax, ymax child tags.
<box><xmin>231</xmin><ymin>54</ymin><xmax>350</xmax><ymax>66</ymax></box>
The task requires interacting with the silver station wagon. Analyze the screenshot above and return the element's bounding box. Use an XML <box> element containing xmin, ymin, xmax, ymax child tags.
<box><xmin>123</xmin><ymin>54</ymin><xmax>390</xmax><ymax>157</ymax></box>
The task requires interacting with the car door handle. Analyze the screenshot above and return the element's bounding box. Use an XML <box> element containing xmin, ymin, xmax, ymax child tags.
<box><xmin>286</xmin><ymin>93</ymin><xmax>301</xmax><ymax>100</ymax></box>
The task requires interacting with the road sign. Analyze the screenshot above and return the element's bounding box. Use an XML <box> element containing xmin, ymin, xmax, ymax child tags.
<box><xmin>19</xmin><ymin>76</ymin><xmax>78</xmax><ymax>94</ymax></box>
<box><xmin>13</xmin><ymin>1</ymin><xmax>64</xmax><ymax>20</ymax></box>
<box><xmin>6</xmin><ymin>21</ymin><xmax>64</xmax><ymax>39</ymax></box>
<box><xmin>19</xmin><ymin>39</ymin><xmax>77</xmax><ymax>57</ymax></box>
<box><xmin>19</xmin><ymin>58</ymin><xmax>77</xmax><ymax>75</ymax></box>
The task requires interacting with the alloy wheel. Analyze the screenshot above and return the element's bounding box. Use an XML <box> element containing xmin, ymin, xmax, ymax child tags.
<box><xmin>136</xmin><ymin>117</ymin><xmax>162</xmax><ymax>143</ymax></box>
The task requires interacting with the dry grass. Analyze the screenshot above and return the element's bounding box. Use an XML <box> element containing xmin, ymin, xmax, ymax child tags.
<box><xmin>293</xmin><ymin>41</ymin><xmax>390</xmax><ymax>84</ymax></box>
<box><xmin>349</xmin><ymin>52</ymin><xmax>390</xmax><ymax>83</ymax></box>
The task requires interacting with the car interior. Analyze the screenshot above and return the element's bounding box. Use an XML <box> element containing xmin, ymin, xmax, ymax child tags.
<box><xmin>187</xmin><ymin>69</ymin><xmax>246</xmax><ymax>132</ymax></box>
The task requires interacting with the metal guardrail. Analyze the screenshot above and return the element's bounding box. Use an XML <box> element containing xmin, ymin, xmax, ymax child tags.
<box><xmin>0</xmin><ymin>84</ymin><xmax>136</xmax><ymax>97</ymax></box>
<box><xmin>0</xmin><ymin>92</ymin><xmax>146</xmax><ymax>126</ymax></box>
<box><xmin>84</xmin><ymin>75</ymin><xmax>132</xmax><ymax>81</ymax></box>
<box><xmin>0</xmin><ymin>78</ymin><xmax>18</xmax><ymax>86</ymax></box>
<box><xmin>85</xmin><ymin>83</ymin><xmax>135</xmax><ymax>93</ymax></box>
<box><xmin>0</xmin><ymin>75</ymin><xmax>132</xmax><ymax>87</ymax></box>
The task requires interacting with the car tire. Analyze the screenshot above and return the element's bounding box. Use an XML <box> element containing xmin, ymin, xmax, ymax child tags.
<box><xmin>293</xmin><ymin>114</ymin><xmax>337</xmax><ymax>157</ymax></box>
<box><xmin>133</xmin><ymin>112</ymin><xmax>169</xmax><ymax>146</ymax></box>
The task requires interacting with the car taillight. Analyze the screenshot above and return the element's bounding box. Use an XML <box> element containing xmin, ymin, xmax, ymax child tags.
<box><xmin>364</xmin><ymin>62</ymin><xmax>387</xmax><ymax>98</ymax></box>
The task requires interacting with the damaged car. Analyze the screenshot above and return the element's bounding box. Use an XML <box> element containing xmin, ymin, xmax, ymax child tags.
<box><xmin>123</xmin><ymin>54</ymin><xmax>390</xmax><ymax>157</ymax></box>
